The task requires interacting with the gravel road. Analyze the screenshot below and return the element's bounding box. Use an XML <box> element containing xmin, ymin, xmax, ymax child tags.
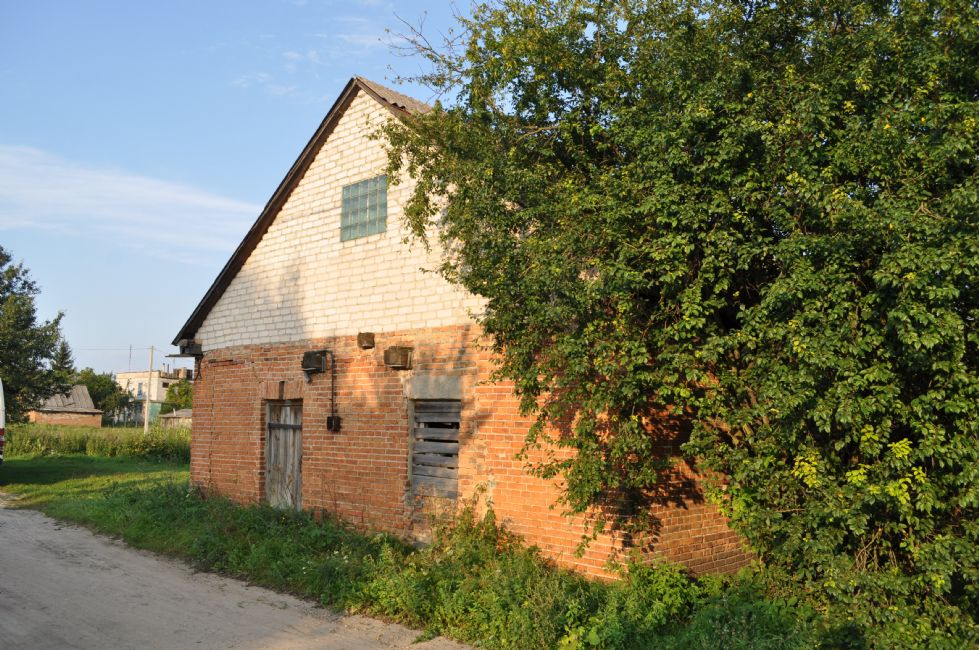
<box><xmin>0</xmin><ymin>499</ymin><xmax>467</xmax><ymax>650</ymax></box>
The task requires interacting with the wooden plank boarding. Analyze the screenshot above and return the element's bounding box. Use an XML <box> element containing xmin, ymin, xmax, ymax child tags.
<box><xmin>412</xmin><ymin>464</ymin><xmax>457</xmax><ymax>479</ymax></box>
<box><xmin>412</xmin><ymin>474</ymin><xmax>458</xmax><ymax>499</ymax></box>
<box><xmin>413</xmin><ymin>411</ymin><xmax>464</xmax><ymax>423</ymax></box>
<box><xmin>410</xmin><ymin>400</ymin><xmax>461</xmax><ymax>500</ymax></box>
<box><xmin>412</xmin><ymin>452</ymin><xmax>458</xmax><ymax>468</ymax></box>
<box><xmin>412</xmin><ymin>425</ymin><xmax>460</xmax><ymax>440</ymax></box>
<box><xmin>413</xmin><ymin>440</ymin><xmax>459</xmax><ymax>455</ymax></box>
<box><xmin>266</xmin><ymin>401</ymin><xmax>302</xmax><ymax>510</ymax></box>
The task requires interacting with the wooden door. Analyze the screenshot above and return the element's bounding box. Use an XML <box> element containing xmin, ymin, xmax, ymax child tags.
<box><xmin>266</xmin><ymin>401</ymin><xmax>302</xmax><ymax>510</ymax></box>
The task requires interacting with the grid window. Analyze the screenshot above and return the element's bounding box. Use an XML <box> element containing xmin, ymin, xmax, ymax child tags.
<box><xmin>340</xmin><ymin>175</ymin><xmax>387</xmax><ymax>241</ymax></box>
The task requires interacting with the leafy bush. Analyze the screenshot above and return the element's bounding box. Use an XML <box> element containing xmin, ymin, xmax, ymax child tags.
<box><xmin>571</xmin><ymin>560</ymin><xmax>707</xmax><ymax>648</ymax></box>
<box><xmin>385</xmin><ymin>1</ymin><xmax>979</xmax><ymax>643</ymax></box>
<box><xmin>6</xmin><ymin>423</ymin><xmax>190</xmax><ymax>462</ymax></box>
<box><xmin>660</xmin><ymin>586</ymin><xmax>818</xmax><ymax>650</ymax></box>
<box><xmin>34</xmin><ymin>470</ymin><xmax>818</xmax><ymax>649</ymax></box>
<box><xmin>364</xmin><ymin>508</ymin><xmax>598</xmax><ymax>648</ymax></box>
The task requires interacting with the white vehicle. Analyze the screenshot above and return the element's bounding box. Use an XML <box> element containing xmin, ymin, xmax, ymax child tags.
<box><xmin>0</xmin><ymin>377</ymin><xmax>5</xmax><ymax>465</ymax></box>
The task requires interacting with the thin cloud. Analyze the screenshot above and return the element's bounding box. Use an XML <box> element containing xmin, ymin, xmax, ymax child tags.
<box><xmin>233</xmin><ymin>70</ymin><xmax>298</xmax><ymax>97</ymax></box>
<box><xmin>0</xmin><ymin>146</ymin><xmax>259</xmax><ymax>264</ymax></box>
<box><xmin>336</xmin><ymin>32</ymin><xmax>387</xmax><ymax>50</ymax></box>
<box><xmin>315</xmin><ymin>16</ymin><xmax>391</xmax><ymax>52</ymax></box>
<box><xmin>283</xmin><ymin>49</ymin><xmax>322</xmax><ymax>64</ymax></box>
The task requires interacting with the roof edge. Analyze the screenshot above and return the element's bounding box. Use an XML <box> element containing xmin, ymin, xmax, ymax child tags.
<box><xmin>173</xmin><ymin>77</ymin><xmax>422</xmax><ymax>347</ymax></box>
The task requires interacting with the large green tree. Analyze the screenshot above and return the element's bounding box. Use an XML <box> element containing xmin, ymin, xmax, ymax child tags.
<box><xmin>0</xmin><ymin>246</ymin><xmax>68</xmax><ymax>421</ymax></box>
<box><xmin>160</xmin><ymin>378</ymin><xmax>193</xmax><ymax>414</ymax></box>
<box><xmin>75</xmin><ymin>368</ymin><xmax>130</xmax><ymax>417</ymax></box>
<box><xmin>385</xmin><ymin>0</ymin><xmax>978</xmax><ymax>643</ymax></box>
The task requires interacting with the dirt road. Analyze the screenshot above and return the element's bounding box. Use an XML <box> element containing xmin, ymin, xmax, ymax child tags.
<box><xmin>0</xmin><ymin>502</ymin><xmax>466</xmax><ymax>650</ymax></box>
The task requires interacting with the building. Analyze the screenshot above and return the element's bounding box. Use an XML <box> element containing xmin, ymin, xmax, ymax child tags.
<box><xmin>29</xmin><ymin>385</ymin><xmax>102</xmax><ymax>427</ymax></box>
<box><xmin>115</xmin><ymin>368</ymin><xmax>193</xmax><ymax>424</ymax></box>
<box><xmin>173</xmin><ymin>77</ymin><xmax>749</xmax><ymax>577</ymax></box>
<box><xmin>159</xmin><ymin>408</ymin><xmax>193</xmax><ymax>429</ymax></box>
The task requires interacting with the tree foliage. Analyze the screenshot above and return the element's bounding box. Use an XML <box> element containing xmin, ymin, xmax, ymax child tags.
<box><xmin>385</xmin><ymin>0</ymin><xmax>979</xmax><ymax>643</ymax></box>
<box><xmin>160</xmin><ymin>378</ymin><xmax>193</xmax><ymax>414</ymax></box>
<box><xmin>0</xmin><ymin>246</ymin><xmax>68</xmax><ymax>421</ymax></box>
<box><xmin>51</xmin><ymin>339</ymin><xmax>76</xmax><ymax>386</ymax></box>
<box><xmin>76</xmin><ymin>368</ymin><xmax>130</xmax><ymax>416</ymax></box>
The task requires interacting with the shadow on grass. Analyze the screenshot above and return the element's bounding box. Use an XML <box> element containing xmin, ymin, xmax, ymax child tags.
<box><xmin>0</xmin><ymin>455</ymin><xmax>186</xmax><ymax>487</ymax></box>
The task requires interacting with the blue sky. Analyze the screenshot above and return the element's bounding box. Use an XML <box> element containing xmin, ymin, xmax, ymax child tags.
<box><xmin>0</xmin><ymin>1</ymin><xmax>461</xmax><ymax>374</ymax></box>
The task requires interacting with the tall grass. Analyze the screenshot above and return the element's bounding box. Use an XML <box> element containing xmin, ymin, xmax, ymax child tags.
<box><xmin>1</xmin><ymin>451</ymin><xmax>820</xmax><ymax>649</ymax></box>
<box><xmin>5</xmin><ymin>423</ymin><xmax>190</xmax><ymax>462</ymax></box>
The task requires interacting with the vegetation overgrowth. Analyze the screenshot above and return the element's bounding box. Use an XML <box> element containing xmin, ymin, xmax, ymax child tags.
<box><xmin>384</xmin><ymin>0</ymin><xmax>979</xmax><ymax>642</ymax></box>
<box><xmin>0</xmin><ymin>245</ymin><xmax>69</xmax><ymax>420</ymax></box>
<box><xmin>5</xmin><ymin>423</ymin><xmax>190</xmax><ymax>462</ymax></box>
<box><xmin>1</xmin><ymin>455</ymin><xmax>827</xmax><ymax>649</ymax></box>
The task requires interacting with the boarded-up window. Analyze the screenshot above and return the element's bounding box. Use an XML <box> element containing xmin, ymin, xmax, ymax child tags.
<box><xmin>266</xmin><ymin>400</ymin><xmax>302</xmax><ymax>510</ymax></box>
<box><xmin>411</xmin><ymin>400</ymin><xmax>460</xmax><ymax>500</ymax></box>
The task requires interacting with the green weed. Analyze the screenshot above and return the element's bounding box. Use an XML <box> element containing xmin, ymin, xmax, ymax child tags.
<box><xmin>6</xmin><ymin>423</ymin><xmax>190</xmax><ymax>462</ymax></box>
<box><xmin>1</xmin><ymin>455</ymin><xmax>822</xmax><ymax>649</ymax></box>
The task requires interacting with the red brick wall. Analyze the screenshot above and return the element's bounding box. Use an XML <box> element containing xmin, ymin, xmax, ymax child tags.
<box><xmin>192</xmin><ymin>324</ymin><xmax>750</xmax><ymax>576</ymax></box>
<box><xmin>28</xmin><ymin>411</ymin><xmax>102</xmax><ymax>427</ymax></box>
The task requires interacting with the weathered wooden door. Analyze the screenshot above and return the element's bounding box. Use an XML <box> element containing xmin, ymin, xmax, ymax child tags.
<box><xmin>266</xmin><ymin>401</ymin><xmax>302</xmax><ymax>510</ymax></box>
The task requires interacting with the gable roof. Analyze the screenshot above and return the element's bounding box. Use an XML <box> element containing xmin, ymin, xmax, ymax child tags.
<box><xmin>160</xmin><ymin>408</ymin><xmax>193</xmax><ymax>419</ymax></box>
<box><xmin>37</xmin><ymin>385</ymin><xmax>101</xmax><ymax>414</ymax></box>
<box><xmin>172</xmin><ymin>76</ymin><xmax>430</xmax><ymax>349</ymax></box>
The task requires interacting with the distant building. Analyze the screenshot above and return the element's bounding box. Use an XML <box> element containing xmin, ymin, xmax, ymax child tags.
<box><xmin>29</xmin><ymin>385</ymin><xmax>102</xmax><ymax>427</ymax></box>
<box><xmin>115</xmin><ymin>368</ymin><xmax>193</xmax><ymax>424</ymax></box>
<box><xmin>159</xmin><ymin>408</ymin><xmax>193</xmax><ymax>429</ymax></box>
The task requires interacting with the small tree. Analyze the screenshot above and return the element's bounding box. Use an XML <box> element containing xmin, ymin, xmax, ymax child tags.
<box><xmin>160</xmin><ymin>379</ymin><xmax>193</xmax><ymax>415</ymax></box>
<box><xmin>51</xmin><ymin>339</ymin><xmax>76</xmax><ymax>385</ymax></box>
<box><xmin>0</xmin><ymin>246</ymin><xmax>68</xmax><ymax>420</ymax></box>
<box><xmin>385</xmin><ymin>0</ymin><xmax>979</xmax><ymax>643</ymax></box>
<box><xmin>75</xmin><ymin>368</ymin><xmax>130</xmax><ymax>419</ymax></box>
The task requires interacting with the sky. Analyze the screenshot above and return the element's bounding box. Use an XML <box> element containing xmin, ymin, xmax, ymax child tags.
<box><xmin>0</xmin><ymin>0</ymin><xmax>463</xmax><ymax>374</ymax></box>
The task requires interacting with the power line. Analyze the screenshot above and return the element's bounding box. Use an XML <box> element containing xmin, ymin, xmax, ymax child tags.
<box><xmin>69</xmin><ymin>346</ymin><xmax>169</xmax><ymax>351</ymax></box>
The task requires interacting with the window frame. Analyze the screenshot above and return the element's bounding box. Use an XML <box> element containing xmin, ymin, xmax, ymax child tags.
<box><xmin>340</xmin><ymin>174</ymin><xmax>388</xmax><ymax>242</ymax></box>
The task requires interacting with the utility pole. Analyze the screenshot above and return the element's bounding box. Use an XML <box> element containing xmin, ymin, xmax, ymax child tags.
<box><xmin>143</xmin><ymin>346</ymin><xmax>154</xmax><ymax>434</ymax></box>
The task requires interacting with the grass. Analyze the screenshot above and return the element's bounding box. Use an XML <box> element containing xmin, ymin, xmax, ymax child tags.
<box><xmin>4</xmin><ymin>423</ymin><xmax>953</xmax><ymax>648</ymax></box>
<box><xmin>0</xmin><ymin>440</ymin><xmax>823</xmax><ymax>649</ymax></box>
<box><xmin>5</xmin><ymin>422</ymin><xmax>190</xmax><ymax>462</ymax></box>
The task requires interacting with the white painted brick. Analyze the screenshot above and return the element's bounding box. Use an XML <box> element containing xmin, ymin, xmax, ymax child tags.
<box><xmin>198</xmin><ymin>89</ymin><xmax>485</xmax><ymax>351</ymax></box>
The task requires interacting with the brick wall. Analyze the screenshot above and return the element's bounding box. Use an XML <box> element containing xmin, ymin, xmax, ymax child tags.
<box><xmin>191</xmin><ymin>83</ymin><xmax>750</xmax><ymax>577</ymax></box>
<box><xmin>191</xmin><ymin>324</ymin><xmax>751</xmax><ymax>577</ymax></box>
<box><xmin>196</xmin><ymin>88</ymin><xmax>483</xmax><ymax>352</ymax></box>
<box><xmin>28</xmin><ymin>411</ymin><xmax>102</xmax><ymax>427</ymax></box>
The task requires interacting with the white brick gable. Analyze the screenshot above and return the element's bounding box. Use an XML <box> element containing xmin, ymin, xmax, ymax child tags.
<box><xmin>196</xmin><ymin>89</ymin><xmax>482</xmax><ymax>351</ymax></box>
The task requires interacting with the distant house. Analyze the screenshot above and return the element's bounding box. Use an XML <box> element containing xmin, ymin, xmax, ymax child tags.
<box><xmin>29</xmin><ymin>385</ymin><xmax>102</xmax><ymax>427</ymax></box>
<box><xmin>115</xmin><ymin>368</ymin><xmax>193</xmax><ymax>425</ymax></box>
<box><xmin>159</xmin><ymin>408</ymin><xmax>192</xmax><ymax>429</ymax></box>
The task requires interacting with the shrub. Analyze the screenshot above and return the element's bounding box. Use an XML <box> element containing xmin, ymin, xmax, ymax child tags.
<box><xmin>6</xmin><ymin>423</ymin><xmax>190</xmax><ymax>462</ymax></box>
<box><xmin>660</xmin><ymin>585</ymin><xmax>818</xmax><ymax>650</ymax></box>
<box><xmin>32</xmin><ymin>467</ymin><xmax>822</xmax><ymax>649</ymax></box>
<box><xmin>385</xmin><ymin>1</ymin><xmax>979</xmax><ymax>643</ymax></box>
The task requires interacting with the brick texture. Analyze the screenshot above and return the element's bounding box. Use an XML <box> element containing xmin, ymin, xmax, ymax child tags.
<box><xmin>196</xmin><ymin>88</ymin><xmax>483</xmax><ymax>351</ymax></box>
<box><xmin>28</xmin><ymin>411</ymin><xmax>102</xmax><ymax>427</ymax></box>
<box><xmin>190</xmin><ymin>83</ymin><xmax>751</xmax><ymax>578</ymax></box>
<box><xmin>192</xmin><ymin>325</ymin><xmax>751</xmax><ymax>577</ymax></box>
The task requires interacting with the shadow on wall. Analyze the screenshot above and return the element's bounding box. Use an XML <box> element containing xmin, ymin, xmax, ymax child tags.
<box><xmin>540</xmin><ymin>394</ymin><xmax>705</xmax><ymax>558</ymax></box>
